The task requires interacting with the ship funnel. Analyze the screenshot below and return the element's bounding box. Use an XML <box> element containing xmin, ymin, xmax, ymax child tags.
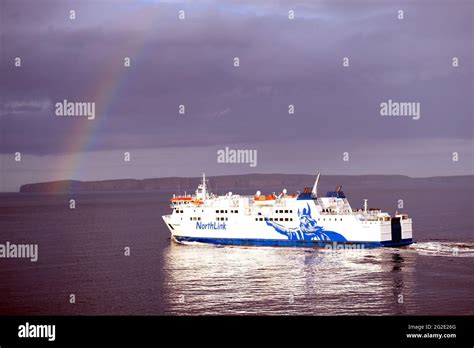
<box><xmin>312</xmin><ymin>172</ymin><xmax>321</xmax><ymax>196</ymax></box>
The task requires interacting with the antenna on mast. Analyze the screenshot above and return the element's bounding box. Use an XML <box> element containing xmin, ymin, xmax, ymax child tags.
<box><xmin>312</xmin><ymin>172</ymin><xmax>321</xmax><ymax>196</ymax></box>
<box><xmin>202</xmin><ymin>172</ymin><xmax>207</xmax><ymax>198</ymax></box>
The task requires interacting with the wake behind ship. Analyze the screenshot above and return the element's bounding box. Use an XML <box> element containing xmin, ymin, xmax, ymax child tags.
<box><xmin>162</xmin><ymin>174</ymin><xmax>414</xmax><ymax>248</ymax></box>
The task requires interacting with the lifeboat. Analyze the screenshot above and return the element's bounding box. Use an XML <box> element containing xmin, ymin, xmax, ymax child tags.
<box><xmin>170</xmin><ymin>197</ymin><xmax>193</xmax><ymax>204</ymax></box>
<box><xmin>254</xmin><ymin>194</ymin><xmax>276</xmax><ymax>205</ymax></box>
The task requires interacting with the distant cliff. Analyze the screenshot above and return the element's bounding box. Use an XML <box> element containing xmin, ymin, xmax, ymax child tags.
<box><xmin>18</xmin><ymin>174</ymin><xmax>473</xmax><ymax>193</ymax></box>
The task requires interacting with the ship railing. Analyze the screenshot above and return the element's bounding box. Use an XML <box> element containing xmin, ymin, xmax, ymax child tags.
<box><xmin>320</xmin><ymin>209</ymin><xmax>352</xmax><ymax>215</ymax></box>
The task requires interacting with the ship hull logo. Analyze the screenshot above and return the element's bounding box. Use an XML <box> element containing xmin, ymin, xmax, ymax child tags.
<box><xmin>266</xmin><ymin>204</ymin><xmax>347</xmax><ymax>242</ymax></box>
<box><xmin>196</xmin><ymin>221</ymin><xmax>227</xmax><ymax>230</ymax></box>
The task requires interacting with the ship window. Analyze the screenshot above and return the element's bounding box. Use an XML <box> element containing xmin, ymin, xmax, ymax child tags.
<box><xmin>198</xmin><ymin>217</ymin><xmax>201</xmax><ymax>221</ymax></box>
<box><xmin>235</xmin><ymin>210</ymin><xmax>238</xmax><ymax>213</ymax></box>
<box><xmin>340</xmin><ymin>218</ymin><xmax>342</xmax><ymax>221</ymax></box>
<box><xmin>264</xmin><ymin>218</ymin><xmax>268</xmax><ymax>221</ymax></box>
<box><xmin>190</xmin><ymin>217</ymin><xmax>192</xmax><ymax>221</ymax></box>
<box><xmin>269</xmin><ymin>218</ymin><xmax>273</xmax><ymax>221</ymax></box>
<box><xmin>260</xmin><ymin>218</ymin><xmax>263</xmax><ymax>221</ymax></box>
<box><xmin>285</xmin><ymin>210</ymin><xmax>288</xmax><ymax>213</ymax></box>
<box><xmin>226</xmin><ymin>217</ymin><xmax>228</xmax><ymax>221</ymax></box>
<box><xmin>323</xmin><ymin>218</ymin><xmax>325</xmax><ymax>221</ymax></box>
<box><xmin>225</xmin><ymin>210</ymin><xmax>228</xmax><ymax>213</ymax></box>
<box><xmin>285</xmin><ymin>218</ymin><xmax>289</xmax><ymax>221</ymax></box>
<box><xmin>290</xmin><ymin>218</ymin><xmax>293</xmax><ymax>221</ymax></box>
<box><xmin>290</xmin><ymin>210</ymin><xmax>293</xmax><ymax>213</ymax></box>
<box><xmin>216</xmin><ymin>210</ymin><xmax>219</xmax><ymax>213</ymax></box>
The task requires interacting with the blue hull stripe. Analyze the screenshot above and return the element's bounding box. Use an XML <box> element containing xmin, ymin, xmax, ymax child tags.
<box><xmin>173</xmin><ymin>236</ymin><xmax>414</xmax><ymax>249</ymax></box>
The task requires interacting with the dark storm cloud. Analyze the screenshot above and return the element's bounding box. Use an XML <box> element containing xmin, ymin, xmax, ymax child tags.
<box><xmin>0</xmin><ymin>0</ymin><xmax>472</xmax><ymax>155</ymax></box>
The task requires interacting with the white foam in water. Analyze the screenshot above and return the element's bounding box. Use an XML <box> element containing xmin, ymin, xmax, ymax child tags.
<box><xmin>408</xmin><ymin>241</ymin><xmax>474</xmax><ymax>257</ymax></box>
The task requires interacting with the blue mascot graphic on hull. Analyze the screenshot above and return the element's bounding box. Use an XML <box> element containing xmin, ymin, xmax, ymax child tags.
<box><xmin>266</xmin><ymin>204</ymin><xmax>347</xmax><ymax>242</ymax></box>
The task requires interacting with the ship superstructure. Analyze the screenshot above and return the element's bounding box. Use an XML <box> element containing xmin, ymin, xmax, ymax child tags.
<box><xmin>162</xmin><ymin>174</ymin><xmax>413</xmax><ymax>248</ymax></box>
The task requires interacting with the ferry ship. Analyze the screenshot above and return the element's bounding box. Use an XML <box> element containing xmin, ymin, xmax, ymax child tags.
<box><xmin>162</xmin><ymin>174</ymin><xmax>414</xmax><ymax>248</ymax></box>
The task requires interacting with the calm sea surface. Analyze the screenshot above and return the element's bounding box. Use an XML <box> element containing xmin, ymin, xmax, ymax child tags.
<box><xmin>0</xmin><ymin>188</ymin><xmax>473</xmax><ymax>315</ymax></box>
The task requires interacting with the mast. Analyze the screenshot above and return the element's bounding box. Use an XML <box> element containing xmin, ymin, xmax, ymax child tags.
<box><xmin>312</xmin><ymin>172</ymin><xmax>321</xmax><ymax>196</ymax></box>
<box><xmin>202</xmin><ymin>173</ymin><xmax>206</xmax><ymax>198</ymax></box>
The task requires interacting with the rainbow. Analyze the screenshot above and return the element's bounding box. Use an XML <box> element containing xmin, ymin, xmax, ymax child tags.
<box><xmin>57</xmin><ymin>5</ymin><xmax>159</xmax><ymax>191</ymax></box>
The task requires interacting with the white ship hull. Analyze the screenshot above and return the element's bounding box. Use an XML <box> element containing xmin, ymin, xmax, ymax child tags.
<box><xmin>162</xmin><ymin>174</ymin><xmax>414</xmax><ymax>249</ymax></box>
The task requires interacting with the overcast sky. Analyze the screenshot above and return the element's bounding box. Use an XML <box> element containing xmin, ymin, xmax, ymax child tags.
<box><xmin>0</xmin><ymin>0</ymin><xmax>472</xmax><ymax>191</ymax></box>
